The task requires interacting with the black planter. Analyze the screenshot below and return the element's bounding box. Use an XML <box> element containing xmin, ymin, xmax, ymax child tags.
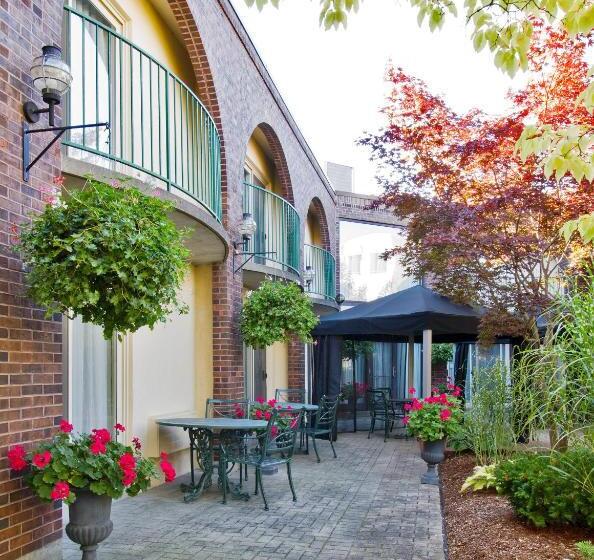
<box><xmin>65</xmin><ymin>489</ymin><xmax>113</xmax><ymax>560</ymax></box>
<box><xmin>419</xmin><ymin>438</ymin><xmax>446</xmax><ymax>485</ymax></box>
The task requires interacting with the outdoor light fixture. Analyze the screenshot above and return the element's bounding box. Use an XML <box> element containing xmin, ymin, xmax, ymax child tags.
<box><xmin>22</xmin><ymin>45</ymin><xmax>109</xmax><ymax>182</ymax></box>
<box><xmin>302</xmin><ymin>265</ymin><xmax>315</xmax><ymax>291</ymax></box>
<box><xmin>335</xmin><ymin>293</ymin><xmax>345</xmax><ymax>305</ymax></box>
<box><xmin>24</xmin><ymin>46</ymin><xmax>72</xmax><ymax>127</ymax></box>
<box><xmin>233</xmin><ymin>213</ymin><xmax>276</xmax><ymax>273</ymax></box>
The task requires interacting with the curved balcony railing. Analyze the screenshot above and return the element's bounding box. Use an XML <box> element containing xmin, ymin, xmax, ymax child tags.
<box><xmin>243</xmin><ymin>183</ymin><xmax>300</xmax><ymax>275</ymax></box>
<box><xmin>304</xmin><ymin>244</ymin><xmax>336</xmax><ymax>302</ymax></box>
<box><xmin>62</xmin><ymin>6</ymin><xmax>222</xmax><ymax>221</ymax></box>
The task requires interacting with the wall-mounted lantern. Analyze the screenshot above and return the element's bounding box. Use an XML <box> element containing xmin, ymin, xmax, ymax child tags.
<box><xmin>302</xmin><ymin>265</ymin><xmax>315</xmax><ymax>291</ymax></box>
<box><xmin>233</xmin><ymin>212</ymin><xmax>275</xmax><ymax>273</ymax></box>
<box><xmin>22</xmin><ymin>45</ymin><xmax>109</xmax><ymax>182</ymax></box>
<box><xmin>335</xmin><ymin>293</ymin><xmax>345</xmax><ymax>305</ymax></box>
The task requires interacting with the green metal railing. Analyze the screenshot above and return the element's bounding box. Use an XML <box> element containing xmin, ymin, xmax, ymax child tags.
<box><xmin>243</xmin><ymin>183</ymin><xmax>300</xmax><ymax>275</ymax></box>
<box><xmin>304</xmin><ymin>244</ymin><xmax>336</xmax><ymax>301</ymax></box>
<box><xmin>62</xmin><ymin>6</ymin><xmax>222</xmax><ymax>221</ymax></box>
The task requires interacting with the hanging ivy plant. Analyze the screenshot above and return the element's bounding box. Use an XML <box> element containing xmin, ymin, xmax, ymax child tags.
<box><xmin>241</xmin><ymin>279</ymin><xmax>319</xmax><ymax>348</ymax></box>
<box><xmin>432</xmin><ymin>343</ymin><xmax>454</xmax><ymax>364</ymax></box>
<box><xmin>18</xmin><ymin>177</ymin><xmax>189</xmax><ymax>339</ymax></box>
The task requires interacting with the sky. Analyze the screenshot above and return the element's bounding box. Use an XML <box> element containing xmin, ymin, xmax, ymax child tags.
<box><xmin>230</xmin><ymin>0</ymin><xmax>520</xmax><ymax>195</ymax></box>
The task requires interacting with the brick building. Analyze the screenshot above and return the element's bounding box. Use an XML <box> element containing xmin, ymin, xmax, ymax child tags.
<box><xmin>0</xmin><ymin>1</ymin><xmax>338</xmax><ymax>558</ymax></box>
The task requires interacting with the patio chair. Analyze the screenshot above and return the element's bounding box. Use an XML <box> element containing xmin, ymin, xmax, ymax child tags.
<box><xmin>205</xmin><ymin>398</ymin><xmax>250</xmax><ymax>419</ymax></box>
<box><xmin>301</xmin><ymin>394</ymin><xmax>340</xmax><ymax>463</ymax></box>
<box><xmin>274</xmin><ymin>388</ymin><xmax>307</xmax><ymax>403</ymax></box>
<box><xmin>220</xmin><ymin>408</ymin><xmax>305</xmax><ymax>510</ymax></box>
<box><xmin>206</xmin><ymin>398</ymin><xmax>250</xmax><ymax>481</ymax></box>
<box><xmin>367</xmin><ymin>389</ymin><xmax>397</xmax><ymax>442</ymax></box>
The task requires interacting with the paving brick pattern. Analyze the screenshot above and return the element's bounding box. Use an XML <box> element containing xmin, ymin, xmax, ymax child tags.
<box><xmin>63</xmin><ymin>434</ymin><xmax>445</xmax><ymax>560</ymax></box>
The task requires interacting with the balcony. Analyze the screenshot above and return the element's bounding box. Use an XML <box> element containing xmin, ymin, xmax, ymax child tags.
<box><xmin>243</xmin><ymin>182</ymin><xmax>300</xmax><ymax>276</ymax></box>
<box><xmin>304</xmin><ymin>244</ymin><xmax>336</xmax><ymax>303</ymax></box>
<box><xmin>62</xmin><ymin>6</ymin><xmax>222</xmax><ymax>223</ymax></box>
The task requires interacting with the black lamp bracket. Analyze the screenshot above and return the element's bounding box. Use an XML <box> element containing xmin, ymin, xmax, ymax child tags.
<box><xmin>232</xmin><ymin>240</ymin><xmax>277</xmax><ymax>274</ymax></box>
<box><xmin>22</xmin><ymin>120</ymin><xmax>109</xmax><ymax>182</ymax></box>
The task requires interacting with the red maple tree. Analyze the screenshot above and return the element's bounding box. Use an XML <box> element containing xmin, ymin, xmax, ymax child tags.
<box><xmin>359</xmin><ymin>25</ymin><xmax>594</xmax><ymax>341</ymax></box>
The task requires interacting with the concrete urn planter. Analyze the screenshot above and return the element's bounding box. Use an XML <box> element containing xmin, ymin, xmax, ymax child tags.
<box><xmin>65</xmin><ymin>489</ymin><xmax>113</xmax><ymax>560</ymax></box>
<box><xmin>419</xmin><ymin>438</ymin><xmax>446</xmax><ymax>485</ymax></box>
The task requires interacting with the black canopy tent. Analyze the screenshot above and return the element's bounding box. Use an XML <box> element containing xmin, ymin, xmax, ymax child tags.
<box><xmin>312</xmin><ymin>285</ymin><xmax>483</xmax><ymax>406</ymax></box>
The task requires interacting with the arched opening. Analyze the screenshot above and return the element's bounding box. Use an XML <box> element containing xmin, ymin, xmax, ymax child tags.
<box><xmin>306</xmin><ymin>197</ymin><xmax>331</xmax><ymax>251</ymax></box>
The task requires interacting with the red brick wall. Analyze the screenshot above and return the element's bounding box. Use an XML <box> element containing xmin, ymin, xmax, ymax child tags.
<box><xmin>0</xmin><ymin>1</ymin><xmax>65</xmax><ymax>558</ymax></box>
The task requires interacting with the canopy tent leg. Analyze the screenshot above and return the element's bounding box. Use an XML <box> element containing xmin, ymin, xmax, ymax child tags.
<box><xmin>422</xmin><ymin>329</ymin><xmax>432</xmax><ymax>397</ymax></box>
<box><xmin>407</xmin><ymin>335</ymin><xmax>415</xmax><ymax>391</ymax></box>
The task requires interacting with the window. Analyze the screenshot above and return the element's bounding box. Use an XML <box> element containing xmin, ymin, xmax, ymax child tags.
<box><xmin>347</xmin><ymin>254</ymin><xmax>362</xmax><ymax>275</ymax></box>
<box><xmin>69</xmin><ymin>317</ymin><xmax>116</xmax><ymax>433</ymax></box>
<box><xmin>370</xmin><ymin>254</ymin><xmax>387</xmax><ymax>274</ymax></box>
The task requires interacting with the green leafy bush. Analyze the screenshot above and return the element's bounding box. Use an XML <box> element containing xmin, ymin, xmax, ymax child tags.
<box><xmin>241</xmin><ymin>280</ymin><xmax>319</xmax><ymax>348</ymax></box>
<box><xmin>431</xmin><ymin>343</ymin><xmax>454</xmax><ymax>364</ymax></box>
<box><xmin>576</xmin><ymin>541</ymin><xmax>594</xmax><ymax>559</ymax></box>
<box><xmin>18</xmin><ymin>177</ymin><xmax>189</xmax><ymax>339</ymax></box>
<box><xmin>461</xmin><ymin>464</ymin><xmax>498</xmax><ymax>493</ymax></box>
<box><xmin>495</xmin><ymin>448</ymin><xmax>594</xmax><ymax>528</ymax></box>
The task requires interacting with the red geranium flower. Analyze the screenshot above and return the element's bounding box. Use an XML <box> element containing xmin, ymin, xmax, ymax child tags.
<box><xmin>159</xmin><ymin>454</ymin><xmax>176</xmax><ymax>483</ymax></box>
<box><xmin>132</xmin><ymin>437</ymin><xmax>142</xmax><ymax>451</ymax></box>
<box><xmin>7</xmin><ymin>445</ymin><xmax>27</xmax><ymax>472</ymax></box>
<box><xmin>270</xmin><ymin>426</ymin><xmax>279</xmax><ymax>438</ymax></box>
<box><xmin>264</xmin><ymin>411</ymin><xmax>272</xmax><ymax>421</ymax></box>
<box><xmin>114</xmin><ymin>423</ymin><xmax>126</xmax><ymax>432</ymax></box>
<box><xmin>91</xmin><ymin>429</ymin><xmax>111</xmax><ymax>444</ymax></box>
<box><xmin>59</xmin><ymin>419</ymin><xmax>73</xmax><ymax>433</ymax></box>
<box><xmin>255</xmin><ymin>396</ymin><xmax>265</xmax><ymax>404</ymax></box>
<box><xmin>32</xmin><ymin>451</ymin><xmax>51</xmax><ymax>469</ymax></box>
<box><xmin>440</xmin><ymin>409</ymin><xmax>452</xmax><ymax>421</ymax></box>
<box><xmin>408</xmin><ymin>387</ymin><xmax>416</xmax><ymax>395</ymax></box>
<box><xmin>50</xmin><ymin>481</ymin><xmax>70</xmax><ymax>501</ymax></box>
<box><xmin>254</xmin><ymin>409</ymin><xmax>263</xmax><ymax>420</ymax></box>
<box><xmin>403</xmin><ymin>416</ymin><xmax>410</xmax><ymax>425</ymax></box>
<box><xmin>267</xmin><ymin>399</ymin><xmax>276</xmax><ymax>407</ymax></box>
<box><xmin>118</xmin><ymin>452</ymin><xmax>135</xmax><ymax>471</ymax></box>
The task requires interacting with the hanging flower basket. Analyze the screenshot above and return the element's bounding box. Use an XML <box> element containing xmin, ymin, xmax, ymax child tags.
<box><xmin>17</xmin><ymin>176</ymin><xmax>190</xmax><ymax>339</ymax></box>
<box><xmin>241</xmin><ymin>279</ymin><xmax>319</xmax><ymax>348</ymax></box>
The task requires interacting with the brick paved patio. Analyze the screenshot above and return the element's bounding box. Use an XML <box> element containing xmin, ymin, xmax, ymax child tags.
<box><xmin>63</xmin><ymin>433</ymin><xmax>445</xmax><ymax>560</ymax></box>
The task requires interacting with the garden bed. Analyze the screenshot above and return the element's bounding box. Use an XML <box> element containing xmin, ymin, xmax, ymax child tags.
<box><xmin>440</xmin><ymin>453</ymin><xmax>591</xmax><ymax>560</ymax></box>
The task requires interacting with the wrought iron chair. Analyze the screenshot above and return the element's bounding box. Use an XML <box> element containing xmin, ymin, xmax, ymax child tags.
<box><xmin>367</xmin><ymin>389</ymin><xmax>398</xmax><ymax>442</ymax></box>
<box><xmin>205</xmin><ymin>398</ymin><xmax>250</xmax><ymax>419</ymax></box>
<box><xmin>274</xmin><ymin>388</ymin><xmax>307</xmax><ymax>403</ymax></box>
<box><xmin>220</xmin><ymin>408</ymin><xmax>304</xmax><ymax>510</ymax></box>
<box><xmin>301</xmin><ymin>395</ymin><xmax>340</xmax><ymax>462</ymax></box>
<box><xmin>205</xmin><ymin>398</ymin><xmax>250</xmax><ymax>482</ymax></box>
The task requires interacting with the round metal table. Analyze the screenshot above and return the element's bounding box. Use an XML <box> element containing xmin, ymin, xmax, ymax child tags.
<box><xmin>274</xmin><ymin>402</ymin><xmax>318</xmax><ymax>413</ymax></box>
<box><xmin>156</xmin><ymin>417</ymin><xmax>267</xmax><ymax>502</ymax></box>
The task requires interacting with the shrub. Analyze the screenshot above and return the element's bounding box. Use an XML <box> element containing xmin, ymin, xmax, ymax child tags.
<box><xmin>241</xmin><ymin>280</ymin><xmax>319</xmax><ymax>348</ymax></box>
<box><xmin>18</xmin><ymin>177</ymin><xmax>189</xmax><ymax>339</ymax></box>
<box><xmin>432</xmin><ymin>343</ymin><xmax>454</xmax><ymax>364</ymax></box>
<box><xmin>495</xmin><ymin>448</ymin><xmax>594</xmax><ymax>528</ymax></box>
<box><xmin>463</xmin><ymin>362</ymin><xmax>515</xmax><ymax>465</ymax></box>
<box><xmin>576</xmin><ymin>541</ymin><xmax>594</xmax><ymax>559</ymax></box>
<box><xmin>461</xmin><ymin>464</ymin><xmax>498</xmax><ymax>493</ymax></box>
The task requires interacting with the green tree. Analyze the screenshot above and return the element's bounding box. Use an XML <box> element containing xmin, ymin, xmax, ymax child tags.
<box><xmin>245</xmin><ymin>0</ymin><xmax>594</xmax><ymax>216</ymax></box>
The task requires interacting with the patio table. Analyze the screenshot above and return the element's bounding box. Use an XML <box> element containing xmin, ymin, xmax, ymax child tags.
<box><xmin>156</xmin><ymin>417</ymin><xmax>267</xmax><ymax>503</ymax></box>
<box><xmin>273</xmin><ymin>403</ymin><xmax>319</xmax><ymax>454</ymax></box>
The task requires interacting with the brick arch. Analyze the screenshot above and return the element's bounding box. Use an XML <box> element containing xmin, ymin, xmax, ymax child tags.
<box><xmin>307</xmin><ymin>197</ymin><xmax>331</xmax><ymax>252</ymax></box>
<box><xmin>253</xmin><ymin>122</ymin><xmax>294</xmax><ymax>204</ymax></box>
<box><xmin>168</xmin><ymin>0</ymin><xmax>230</xmax><ymax>225</ymax></box>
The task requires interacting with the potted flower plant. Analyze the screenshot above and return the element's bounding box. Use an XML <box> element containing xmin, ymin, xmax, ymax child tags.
<box><xmin>7</xmin><ymin>421</ymin><xmax>176</xmax><ymax>559</ymax></box>
<box><xmin>404</xmin><ymin>386</ymin><xmax>463</xmax><ymax>485</ymax></box>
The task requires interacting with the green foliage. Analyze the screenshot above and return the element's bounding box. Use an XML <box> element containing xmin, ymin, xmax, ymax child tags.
<box><xmin>431</xmin><ymin>343</ymin><xmax>454</xmax><ymax>364</ymax></box>
<box><xmin>495</xmin><ymin>449</ymin><xmax>594</xmax><ymax>528</ymax></box>
<box><xmin>23</xmin><ymin>430</ymin><xmax>158</xmax><ymax>505</ymax></box>
<box><xmin>460</xmin><ymin>464</ymin><xmax>499</xmax><ymax>493</ymax></box>
<box><xmin>576</xmin><ymin>541</ymin><xmax>594</xmax><ymax>559</ymax></box>
<box><xmin>512</xmin><ymin>273</ymin><xmax>594</xmax><ymax>449</ymax></box>
<box><xmin>18</xmin><ymin>177</ymin><xmax>189</xmax><ymax>340</ymax></box>
<box><xmin>342</xmin><ymin>339</ymin><xmax>373</xmax><ymax>360</ymax></box>
<box><xmin>241</xmin><ymin>280</ymin><xmax>319</xmax><ymax>348</ymax></box>
<box><xmin>405</xmin><ymin>393</ymin><xmax>464</xmax><ymax>442</ymax></box>
<box><xmin>464</xmin><ymin>362</ymin><xmax>515</xmax><ymax>465</ymax></box>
